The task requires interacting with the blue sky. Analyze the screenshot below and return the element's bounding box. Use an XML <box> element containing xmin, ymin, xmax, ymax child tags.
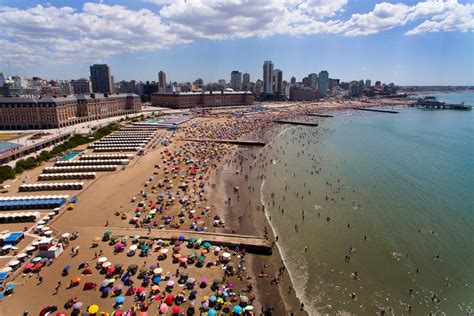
<box><xmin>0</xmin><ymin>0</ymin><xmax>473</xmax><ymax>85</ymax></box>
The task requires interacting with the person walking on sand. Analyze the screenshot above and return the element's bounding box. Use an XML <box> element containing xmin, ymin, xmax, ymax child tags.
<box><xmin>54</xmin><ymin>281</ymin><xmax>62</xmax><ymax>294</ymax></box>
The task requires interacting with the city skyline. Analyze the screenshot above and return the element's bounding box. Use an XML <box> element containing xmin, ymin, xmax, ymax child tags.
<box><xmin>0</xmin><ymin>0</ymin><xmax>473</xmax><ymax>85</ymax></box>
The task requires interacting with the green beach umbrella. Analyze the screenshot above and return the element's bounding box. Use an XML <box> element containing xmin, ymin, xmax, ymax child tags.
<box><xmin>203</xmin><ymin>242</ymin><xmax>212</xmax><ymax>248</ymax></box>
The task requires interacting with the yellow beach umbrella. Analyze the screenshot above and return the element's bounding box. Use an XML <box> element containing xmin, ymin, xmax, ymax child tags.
<box><xmin>88</xmin><ymin>304</ymin><xmax>99</xmax><ymax>313</ymax></box>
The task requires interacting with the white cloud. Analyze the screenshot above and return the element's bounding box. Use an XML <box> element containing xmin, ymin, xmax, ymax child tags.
<box><xmin>0</xmin><ymin>0</ymin><xmax>472</xmax><ymax>67</ymax></box>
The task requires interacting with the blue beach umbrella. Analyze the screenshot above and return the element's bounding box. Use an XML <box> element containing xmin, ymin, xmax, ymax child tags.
<box><xmin>232</xmin><ymin>305</ymin><xmax>243</xmax><ymax>314</ymax></box>
<box><xmin>32</xmin><ymin>257</ymin><xmax>42</xmax><ymax>262</ymax></box>
<box><xmin>208</xmin><ymin>308</ymin><xmax>217</xmax><ymax>316</ymax></box>
<box><xmin>115</xmin><ymin>296</ymin><xmax>125</xmax><ymax>304</ymax></box>
<box><xmin>153</xmin><ymin>277</ymin><xmax>161</xmax><ymax>284</ymax></box>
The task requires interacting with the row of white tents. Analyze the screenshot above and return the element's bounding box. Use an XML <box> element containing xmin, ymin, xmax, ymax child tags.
<box><xmin>55</xmin><ymin>159</ymin><xmax>130</xmax><ymax>166</ymax></box>
<box><xmin>79</xmin><ymin>154</ymin><xmax>134</xmax><ymax>160</ymax></box>
<box><xmin>0</xmin><ymin>195</ymin><xmax>69</xmax><ymax>201</ymax></box>
<box><xmin>38</xmin><ymin>172</ymin><xmax>97</xmax><ymax>180</ymax></box>
<box><xmin>43</xmin><ymin>165</ymin><xmax>117</xmax><ymax>173</ymax></box>
<box><xmin>19</xmin><ymin>183</ymin><xmax>84</xmax><ymax>192</ymax></box>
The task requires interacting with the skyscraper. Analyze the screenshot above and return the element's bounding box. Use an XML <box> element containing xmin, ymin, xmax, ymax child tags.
<box><xmin>230</xmin><ymin>71</ymin><xmax>242</xmax><ymax>90</ymax></box>
<box><xmin>158</xmin><ymin>71</ymin><xmax>167</xmax><ymax>92</ymax></box>
<box><xmin>242</xmin><ymin>73</ymin><xmax>250</xmax><ymax>90</ymax></box>
<box><xmin>308</xmin><ymin>73</ymin><xmax>318</xmax><ymax>89</ymax></box>
<box><xmin>89</xmin><ymin>64</ymin><xmax>113</xmax><ymax>93</ymax></box>
<box><xmin>290</xmin><ymin>76</ymin><xmax>296</xmax><ymax>85</ymax></box>
<box><xmin>263</xmin><ymin>60</ymin><xmax>274</xmax><ymax>95</ymax></box>
<box><xmin>272</xmin><ymin>69</ymin><xmax>283</xmax><ymax>95</ymax></box>
<box><xmin>365</xmin><ymin>79</ymin><xmax>371</xmax><ymax>88</ymax></box>
<box><xmin>318</xmin><ymin>70</ymin><xmax>329</xmax><ymax>98</ymax></box>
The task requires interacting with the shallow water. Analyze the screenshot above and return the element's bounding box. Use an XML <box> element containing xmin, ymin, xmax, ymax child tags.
<box><xmin>259</xmin><ymin>92</ymin><xmax>474</xmax><ymax>315</ymax></box>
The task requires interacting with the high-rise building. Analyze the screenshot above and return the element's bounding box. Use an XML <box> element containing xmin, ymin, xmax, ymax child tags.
<box><xmin>272</xmin><ymin>69</ymin><xmax>283</xmax><ymax>95</ymax></box>
<box><xmin>242</xmin><ymin>73</ymin><xmax>250</xmax><ymax>90</ymax></box>
<box><xmin>263</xmin><ymin>60</ymin><xmax>274</xmax><ymax>95</ymax></box>
<box><xmin>365</xmin><ymin>79</ymin><xmax>371</xmax><ymax>88</ymax></box>
<box><xmin>230</xmin><ymin>71</ymin><xmax>242</xmax><ymax>90</ymax></box>
<box><xmin>158</xmin><ymin>71</ymin><xmax>167</xmax><ymax>92</ymax></box>
<box><xmin>218</xmin><ymin>79</ymin><xmax>226</xmax><ymax>86</ymax></box>
<box><xmin>290</xmin><ymin>76</ymin><xmax>296</xmax><ymax>85</ymax></box>
<box><xmin>89</xmin><ymin>64</ymin><xmax>113</xmax><ymax>93</ymax></box>
<box><xmin>308</xmin><ymin>73</ymin><xmax>318</xmax><ymax>89</ymax></box>
<box><xmin>318</xmin><ymin>70</ymin><xmax>329</xmax><ymax>98</ymax></box>
<box><xmin>71</xmin><ymin>78</ymin><xmax>92</xmax><ymax>94</ymax></box>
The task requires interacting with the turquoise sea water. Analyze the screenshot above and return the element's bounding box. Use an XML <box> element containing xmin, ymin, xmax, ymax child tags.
<box><xmin>260</xmin><ymin>92</ymin><xmax>474</xmax><ymax>315</ymax></box>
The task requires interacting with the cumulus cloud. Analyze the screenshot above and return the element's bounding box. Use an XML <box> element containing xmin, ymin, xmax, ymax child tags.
<box><xmin>0</xmin><ymin>0</ymin><xmax>472</xmax><ymax>66</ymax></box>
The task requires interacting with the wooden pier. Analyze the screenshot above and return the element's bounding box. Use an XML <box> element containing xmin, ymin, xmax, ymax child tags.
<box><xmin>273</xmin><ymin>120</ymin><xmax>319</xmax><ymax>127</ymax></box>
<box><xmin>84</xmin><ymin>227</ymin><xmax>273</xmax><ymax>255</ymax></box>
<box><xmin>352</xmin><ymin>108</ymin><xmax>399</xmax><ymax>114</ymax></box>
<box><xmin>306</xmin><ymin>113</ymin><xmax>333</xmax><ymax>118</ymax></box>
<box><xmin>181</xmin><ymin>138</ymin><xmax>266</xmax><ymax>146</ymax></box>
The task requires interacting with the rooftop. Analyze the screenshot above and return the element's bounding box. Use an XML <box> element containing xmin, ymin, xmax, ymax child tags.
<box><xmin>153</xmin><ymin>90</ymin><xmax>253</xmax><ymax>96</ymax></box>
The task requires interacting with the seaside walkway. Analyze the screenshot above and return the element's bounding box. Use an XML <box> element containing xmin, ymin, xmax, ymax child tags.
<box><xmin>352</xmin><ymin>108</ymin><xmax>399</xmax><ymax>114</ymax></box>
<box><xmin>80</xmin><ymin>227</ymin><xmax>273</xmax><ymax>255</ymax></box>
<box><xmin>180</xmin><ymin>138</ymin><xmax>266</xmax><ymax>146</ymax></box>
<box><xmin>273</xmin><ymin>120</ymin><xmax>319</xmax><ymax>127</ymax></box>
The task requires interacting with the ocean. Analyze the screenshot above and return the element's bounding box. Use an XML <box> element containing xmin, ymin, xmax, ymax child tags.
<box><xmin>259</xmin><ymin>92</ymin><xmax>474</xmax><ymax>315</ymax></box>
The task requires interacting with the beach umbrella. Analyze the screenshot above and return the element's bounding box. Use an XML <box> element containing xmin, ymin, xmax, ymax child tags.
<box><xmin>115</xmin><ymin>296</ymin><xmax>125</xmax><ymax>304</ymax></box>
<box><xmin>160</xmin><ymin>249</ymin><xmax>168</xmax><ymax>254</ymax></box>
<box><xmin>72</xmin><ymin>302</ymin><xmax>83</xmax><ymax>309</ymax></box>
<box><xmin>139</xmin><ymin>267</ymin><xmax>148</xmax><ymax>274</ymax></box>
<box><xmin>114</xmin><ymin>263</ymin><xmax>123</xmax><ymax>270</ymax></box>
<box><xmin>128</xmin><ymin>264</ymin><xmax>138</xmax><ymax>270</ymax></box>
<box><xmin>113</xmin><ymin>311</ymin><xmax>124</xmax><ymax>316</ymax></box>
<box><xmin>203</xmin><ymin>242</ymin><xmax>212</xmax><ymax>248</ymax></box>
<box><xmin>56</xmin><ymin>313</ymin><xmax>67</xmax><ymax>316</ymax></box>
<box><xmin>208</xmin><ymin>308</ymin><xmax>217</xmax><ymax>316</ymax></box>
<box><xmin>209</xmin><ymin>295</ymin><xmax>217</xmax><ymax>302</ymax></box>
<box><xmin>213</xmin><ymin>277</ymin><xmax>223</xmax><ymax>285</ymax></box>
<box><xmin>98</xmin><ymin>257</ymin><xmax>108</xmax><ymax>263</ymax></box>
<box><xmin>166</xmin><ymin>280</ymin><xmax>175</xmax><ymax>287</ymax></box>
<box><xmin>200</xmin><ymin>278</ymin><xmax>208</xmax><ymax>284</ymax></box>
<box><xmin>151</xmin><ymin>285</ymin><xmax>159</xmax><ymax>291</ymax></box>
<box><xmin>198</xmin><ymin>255</ymin><xmax>206</xmax><ymax>262</ymax></box>
<box><xmin>24</xmin><ymin>263</ymin><xmax>35</xmax><ymax>270</ymax></box>
<box><xmin>159</xmin><ymin>303</ymin><xmax>168</xmax><ymax>313</ymax></box>
<box><xmin>100</xmin><ymin>280</ymin><xmax>109</xmax><ymax>288</ymax></box>
<box><xmin>180</xmin><ymin>270</ymin><xmax>189</xmax><ymax>277</ymax></box>
<box><xmin>102</xmin><ymin>262</ymin><xmax>112</xmax><ymax>268</ymax></box>
<box><xmin>240</xmin><ymin>295</ymin><xmax>249</xmax><ymax>303</ymax></box>
<box><xmin>153</xmin><ymin>268</ymin><xmax>163</xmax><ymax>275</ymax></box>
<box><xmin>164</xmin><ymin>294</ymin><xmax>175</xmax><ymax>306</ymax></box>
<box><xmin>63</xmin><ymin>265</ymin><xmax>72</xmax><ymax>271</ymax></box>
<box><xmin>232</xmin><ymin>305</ymin><xmax>243</xmax><ymax>314</ymax></box>
<box><xmin>245</xmin><ymin>305</ymin><xmax>254</xmax><ymax>311</ymax></box>
<box><xmin>153</xmin><ymin>277</ymin><xmax>161</xmax><ymax>284</ymax></box>
<box><xmin>187</xmin><ymin>277</ymin><xmax>195</xmax><ymax>284</ymax></box>
<box><xmin>32</xmin><ymin>257</ymin><xmax>42</xmax><ymax>262</ymax></box>
<box><xmin>172</xmin><ymin>306</ymin><xmax>181</xmax><ymax>314</ymax></box>
<box><xmin>88</xmin><ymin>305</ymin><xmax>99</xmax><ymax>313</ymax></box>
<box><xmin>149</xmin><ymin>264</ymin><xmax>158</xmax><ymax>270</ymax></box>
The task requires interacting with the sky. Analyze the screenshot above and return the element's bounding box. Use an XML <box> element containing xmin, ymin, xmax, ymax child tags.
<box><xmin>0</xmin><ymin>0</ymin><xmax>473</xmax><ymax>85</ymax></box>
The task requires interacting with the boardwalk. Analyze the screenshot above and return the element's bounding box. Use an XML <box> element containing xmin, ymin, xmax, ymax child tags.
<box><xmin>79</xmin><ymin>227</ymin><xmax>273</xmax><ymax>255</ymax></box>
<box><xmin>181</xmin><ymin>138</ymin><xmax>266</xmax><ymax>146</ymax></box>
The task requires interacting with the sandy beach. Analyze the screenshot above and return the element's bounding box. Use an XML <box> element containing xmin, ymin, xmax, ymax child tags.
<box><xmin>0</xmin><ymin>98</ymin><xmax>413</xmax><ymax>315</ymax></box>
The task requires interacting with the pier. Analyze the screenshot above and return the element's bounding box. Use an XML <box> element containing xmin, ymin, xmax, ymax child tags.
<box><xmin>181</xmin><ymin>138</ymin><xmax>266</xmax><ymax>146</ymax></box>
<box><xmin>81</xmin><ymin>227</ymin><xmax>273</xmax><ymax>255</ymax></box>
<box><xmin>411</xmin><ymin>102</ymin><xmax>472</xmax><ymax>110</ymax></box>
<box><xmin>273</xmin><ymin>120</ymin><xmax>319</xmax><ymax>127</ymax></box>
<box><xmin>352</xmin><ymin>108</ymin><xmax>399</xmax><ymax>114</ymax></box>
<box><xmin>306</xmin><ymin>113</ymin><xmax>334</xmax><ymax>118</ymax></box>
